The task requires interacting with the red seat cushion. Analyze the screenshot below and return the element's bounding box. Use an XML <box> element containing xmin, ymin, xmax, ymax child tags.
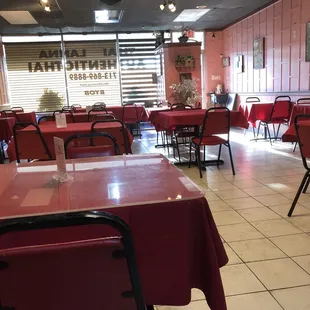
<box><xmin>192</xmin><ymin>136</ymin><xmax>227</xmax><ymax>146</ymax></box>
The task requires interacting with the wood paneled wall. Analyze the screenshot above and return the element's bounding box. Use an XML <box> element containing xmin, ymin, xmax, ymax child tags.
<box><xmin>223</xmin><ymin>0</ymin><xmax>310</xmax><ymax>101</ymax></box>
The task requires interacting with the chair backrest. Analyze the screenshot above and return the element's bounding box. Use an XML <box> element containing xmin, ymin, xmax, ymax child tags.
<box><xmin>88</xmin><ymin>108</ymin><xmax>109</xmax><ymax>121</ymax></box>
<box><xmin>246</xmin><ymin>97</ymin><xmax>260</xmax><ymax>103</ymax></box>
<box><xmin>71</xmin><ymin>104</ymin><xmax>82</xmax><ymax>108</ymax></box>
<box><xmin>0</xmin><ymin>110</ymin><xmax>15</xmax><ymax>118</ymax></box>
<box><xmin>38</xmin><ymin>115</ymin><xmax>55</xmax><ymax>125</ymax></box>
<box><xmin>93</xmin><ymin>102</ymin><xmax>106</xmax><ymax>108</ymax></box>
<box><xmin>13</xmin><ymin>122</ymin><xmax>52</xmax><ymax>163</ymax></box>
<box><xmin>0</xmin><ymin>211</ymin><xmax>145</xmax><ymax>310</ymax></box>
<box><xmin>297</xmin><ymin>98</ymin><xmax>310</xmax><ymax>105</ymax></box>
<box><xmin>11</xmin><ymin>107</ymin><xmax>24</xmax><ymax>112</ymax></box>
<box><xmin>91</xmin><ymin>114</ymin><xmax>116</xmax><ymax>122</ymax></box>
<box><xmin>91</xmin><ymin>120</ymin><xmax>129</xmax><ymax>154</ymax></box>
<box><xmin>270</xmin><ymin>96</ymin><xmax>292</xmax><ymax>121</ymax></box>
<box><xmin>294</xmin><ymin>114</ymin><xmax>310</xmax><ymax>170</ymax></box>
<box><xmin>53</xmin><ymin>110</ymin><xmax>75</xmax><ymax>123</ymax></box>
<box><xmin>170</xmin><ymin>104</ymin><xmax>186</xmax><ymax>110</ymax></box>
<box><xmin>199</xmin><ymin>107</ymin><xmax>230</xmax><ymax>143</ymax></box>
<box><xmin>64</xmin><ymin>132</ymin><xmax>120</xmax><ymax>159</ymax></box>
<box><xmin>62</xmin><ymin>106</ymin><xmax>74</xmax><ymax>113</ymax></box>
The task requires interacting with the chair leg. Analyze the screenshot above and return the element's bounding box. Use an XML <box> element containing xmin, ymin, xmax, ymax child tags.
<box><xmin>273</xmin><ymin>124</ymin><xmax>276</xmax><ymax>137</ymax></box>
<box><xmin>217</xmin><ymin>144</ymin><xmax>222</xmax><ymax>167</ymax></box>
<box><xmin>303</xmin><ymin>175</ymin><xmax>310</xmax><ymax>193</ymax></box>
<box><xmin>203</xmin><ymin>146</ymin><xmax>206</xmax><ymax>162</ymax></box>
<box><xmin>276</xmin><ymin>124</ymin><xmax>281</xmax><ymax>139</ymax></box>
<box><xmin>175</xmin><ymin>135</ymin><xmax>181</xmax><ymax>163</ymax></box>
<box><xmin>189</xmin><ymin>143</ymin><xmax>192</xmax><ymax>168</ymax></box>
<box><xmin>252</xmin><ymin>126</ymin><xmax>256</xmax><ymax>139</ymax></box>
<box><xmin>257</xmin><ymin>121</ymin><xmax>261</xmax><ymax>139</ymax></box>
<box><xmin>196</xmin><ymin>147</ymin><xmax>203</xmax><ymax>178</ymax></box>
<box><xmin>266</xmin><ymin>125</ymin><xmax>272</xmax><ymax>145</ymax></box>
<box><xmin>157</xmin><ymin>131</ymin><xmax>159</xmax><ymax>144</ymax></box>
<box><xmin>288</xmin><ymin>172</ymin><xmax>310</xmax><ymax>217</ymax></box>
<box><xmin>293</xmin><ymin>142</ymin><xmax>297</xmax><ymax>152</ymax></box>
<box><xmin>227</xmin><ymin>143</ymin><xmax>235</xmax><ymax>175</ymax></box>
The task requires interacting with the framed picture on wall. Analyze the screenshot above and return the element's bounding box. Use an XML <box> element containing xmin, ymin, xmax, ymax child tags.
<box><xmin>234</xmin><ymin>55</ymin><xmax>244</xmax><ymax>73</ymax></box>
<box><xmin>253</xmin><ymin>38</ymin><xmax>265</xmax><ymax>69</ymax></box>
<box><xmin>306</xmin><ymin>22</ymin><xmax>310</xmax><ymax>62</ymax></box>
<box><xmin>222</xmin><ymin>57</ymin><xmax>230</xmax><ymax>67</ymax></box>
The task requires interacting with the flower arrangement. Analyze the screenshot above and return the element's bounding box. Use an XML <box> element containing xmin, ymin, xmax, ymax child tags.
<box><xmin>170</xmin><ymin>78</ymin><xmax>201</xmax><ymax>106</ymax></box>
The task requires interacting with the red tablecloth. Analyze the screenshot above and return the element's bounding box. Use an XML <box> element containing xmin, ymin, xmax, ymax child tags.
<box><xmin>289</xmin><ymin>104</ymin><xmax>310</xmax><ymax>125</ymax></box>
<box><xmin>0</xmin><ymin>154</ymin><xmax>228</xmax><ymax>309</ymax></box>
<box><xmin>0</xmin><ymin>117</ymin><xmax>16</xmax><ymax>143</ymax></box>
<box><xmin>282</xmin><ymin>125</ymin><xmax>297</xmax><ymax>142</ymax></box>
<box><xmin>239</xmin><ymin>102</ymin><xmax>294</xmax><ymax>127</ymax></box>
<box><xmin>7</xmin><ymin>122</ymin><xmax>133</xmax><ymax>161</ymax></box>
<box><xmin>15</xmin><ymin>112</ymin><xmax>37</xmax><ymax>123</ymax></box>
<box><xmin>152</xmin><ymin>110</ymin><xmax>249</xmax><ymax>132</ymax></box>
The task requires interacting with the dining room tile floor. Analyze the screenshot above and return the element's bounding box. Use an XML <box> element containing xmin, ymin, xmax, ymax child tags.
<box><xmin>133</xmin><ymin>125</ymin><xmax>310</xmax><ymax>309</ymax></box>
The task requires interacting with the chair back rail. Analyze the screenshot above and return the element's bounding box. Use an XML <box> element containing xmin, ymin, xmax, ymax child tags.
<box><xmin>0</xmin><ymin>211</ymin><xmax>145</xmax><ymax>310</ymax></box>
<box><xmin>64</xmin><ymin>132</ymin><xmax>120</xmax><ymax>159</ymax></box>
<box><xmin>91</xmin><ymin>120</ymin><xmax>130</xmax><ymax>154</ymax></box>
<box><xmin>245</xmin><ymin>97</ymin><xmax>260</xmax><ymax>103</ymax></box>
<box><xmin>13</xmin><ymin>122</ymin><xmax>52</xmax><ymax>163</ymax></box>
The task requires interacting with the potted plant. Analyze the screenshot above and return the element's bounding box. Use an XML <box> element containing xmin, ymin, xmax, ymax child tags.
<box><xmin>170</xmin><ymin>78</ymin><xmax>201</xmax><ymax>107</ymax></box>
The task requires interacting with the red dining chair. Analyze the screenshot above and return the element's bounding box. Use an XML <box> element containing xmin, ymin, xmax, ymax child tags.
<box><xmin>122</xmin><ymin>104</ymin><xmax>141</xmax><ymax>138</ymax></box>
<box><xmin>91</xmin><ymin>120</ymin><xmax>130</xmax><ymax>154</ymax></box>
<box><xmin>189</xmin><ymin>107</ymin><xmax>235</xmax><ymax>178</ymax></box>
<box><xmin>0</xmin><ymin>211</ymin><xmax>146</xmax><ymax>310</ymax></box>
<box><xmin>257</xmin><ymin>96</ymin><xmax>292</xmax><ymax>144</ymax></box>
<box><xmin>64</xmin><ymin>132</ymin><xmax>120</xmax><ymax>159</ymax></box>
<box><xmin>88</xmin><ymin>108</ymin><xmax>109</xmax><ymax>121</ymax></box>
<box><xmin>13</xmin><ymin>122</ymin><xmax>52</xmax><ymax>163</ymax></box>
<box><xmin>288</xmin><ymin>114</ymin><xmax>310</xmax><ymax>216</ymax></box>
<box><xmin>93</xmin><ymin>102</ymin><xmax>106</xmax><ymax>108</ymax></box>
<box><xmin>246</xmin><ymin>97</ymin><xmax>260</xmax><ymax>138</ymax></box>
<box><xmin>11</xmin><ymin>107</ymin><xmax>24</xmax><ymax>112</ymax></box>
<box><xmin>292</xmin><ymin>99</ymin><xmax>310</xmax><ymax>152</ymax></box>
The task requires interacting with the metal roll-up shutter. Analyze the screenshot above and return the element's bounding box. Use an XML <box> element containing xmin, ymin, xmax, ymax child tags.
<box><xmin>64</xmin><ymin>40</ymin><xmax>121</xmax><ymax>107</ymax></box>
<box><xmin>5</xmin><ymin>42</ymin><xmax>67</xmax><ymax>112</ymax></box>
<box><xmin>119</xmin><ymin>36</ymin><xmax>170</xmax><ymax>105</ymax></box>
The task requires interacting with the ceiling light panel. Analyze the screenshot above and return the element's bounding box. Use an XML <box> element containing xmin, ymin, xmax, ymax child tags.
<box><xmin>173</xmin><ymin>9</ymin><xmax>211</xmax><ymax>22</ymax></box>
<box><xmin>95</xmin><ymin>10</ymin><xmax>123</xmax><ymax>23</ymax></box>
<box><xmin>0</xmin><ymin>11</ymin><xmax>38</xmax><ymax>25</ymax></box>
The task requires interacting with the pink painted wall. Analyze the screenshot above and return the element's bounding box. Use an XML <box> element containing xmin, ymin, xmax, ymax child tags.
<box><xmin>162</xmin><ymin>43</ymin><xmax>202</xmax><ymax>103</ymax></box>
<box><xmin>205</xmin><ymin>32</ymin><xmax>224</xmax><ymax>93</ymax></box>
<box><xmin>222</xmin><ymin>0</ymin><xmax>310</xmax><ymax>104</ymax></box>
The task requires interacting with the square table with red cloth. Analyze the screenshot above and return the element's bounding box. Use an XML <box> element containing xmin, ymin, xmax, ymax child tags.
<box><xmin>0</xmin><ymin>154</ymin><xmax>228</xmax><ymax>310</ymax></box>
<box><xmin>71</xmin><ymin>106</ymin><xmax>149</xmax><ymax>122</ymax></box>
<box><xmin>0</xmin><ymin>117</ymin><xmax>16</xmax><ymax>143</ymax></box>
<box><xmin>7</xmin><ymin>122</ymin><xmax>133</xmax><ymax>161</ymax></box>
<box><xmin>288</xmin><ymin>104</ymin><xmax>310</xmax><ymax>125</ymax></box>
<box><xmin>147</xmin><ymin>107</ymin><xmax>170</xmax><ymax>123</ymax></box>
<box><xmin>152</xmin><ymin>109</ymin><xmax>249</xmax><ymax>132</ymax></box>
<box><xmin>239</xmin><ymin>101</ymin><xmax>293</xmax><ymax>127</ymax></box>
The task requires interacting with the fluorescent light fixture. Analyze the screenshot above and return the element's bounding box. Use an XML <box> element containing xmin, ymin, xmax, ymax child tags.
<box><xmin>0</xmin><ymin>11</ymin><xmax>38</xmax><ymax>24</ymax></box>
<box><xmin>173</xmin><ymin>9</ymin><xmax>211</xmax><ymax>22</ymax></box>
<box><xmin>196</xmin><ymin>5</ymin><xmax>207</xmax><ymax>9</ymax></box>
<box><xmin>95</xmin><ymin>9</ymin><xmax>123</xmax><ymax>23</ymax></box>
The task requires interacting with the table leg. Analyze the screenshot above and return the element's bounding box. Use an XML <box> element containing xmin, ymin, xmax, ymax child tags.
<box><xmin>0</xmin><ymin>141</ymin><xmax>5</xmax><ymax>164</ymax></box>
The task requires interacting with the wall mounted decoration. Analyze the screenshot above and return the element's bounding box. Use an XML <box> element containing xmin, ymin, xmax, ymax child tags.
<box><xmin>175</xmin><ymin>55</ymin><xmax>195</xmax><ymax>68</ymax></box>
<box><xmin>253</xmin><ymin>38</ymin><xmax>265</xmax><ymax>69</ymax></box>
<box><xmin>234</xmin><ymin>55</ymin><xmax>244</xmax><ymax>73</ymax></box>
<box><xmin>306</xmin><ymin>22</ymin><xmax>310</xmax><ymax>62</ymax></box>
<box><xmin>222</xmin><ymin>57</ymin><xmax>230</xmax><ymax>67</ymax></box>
